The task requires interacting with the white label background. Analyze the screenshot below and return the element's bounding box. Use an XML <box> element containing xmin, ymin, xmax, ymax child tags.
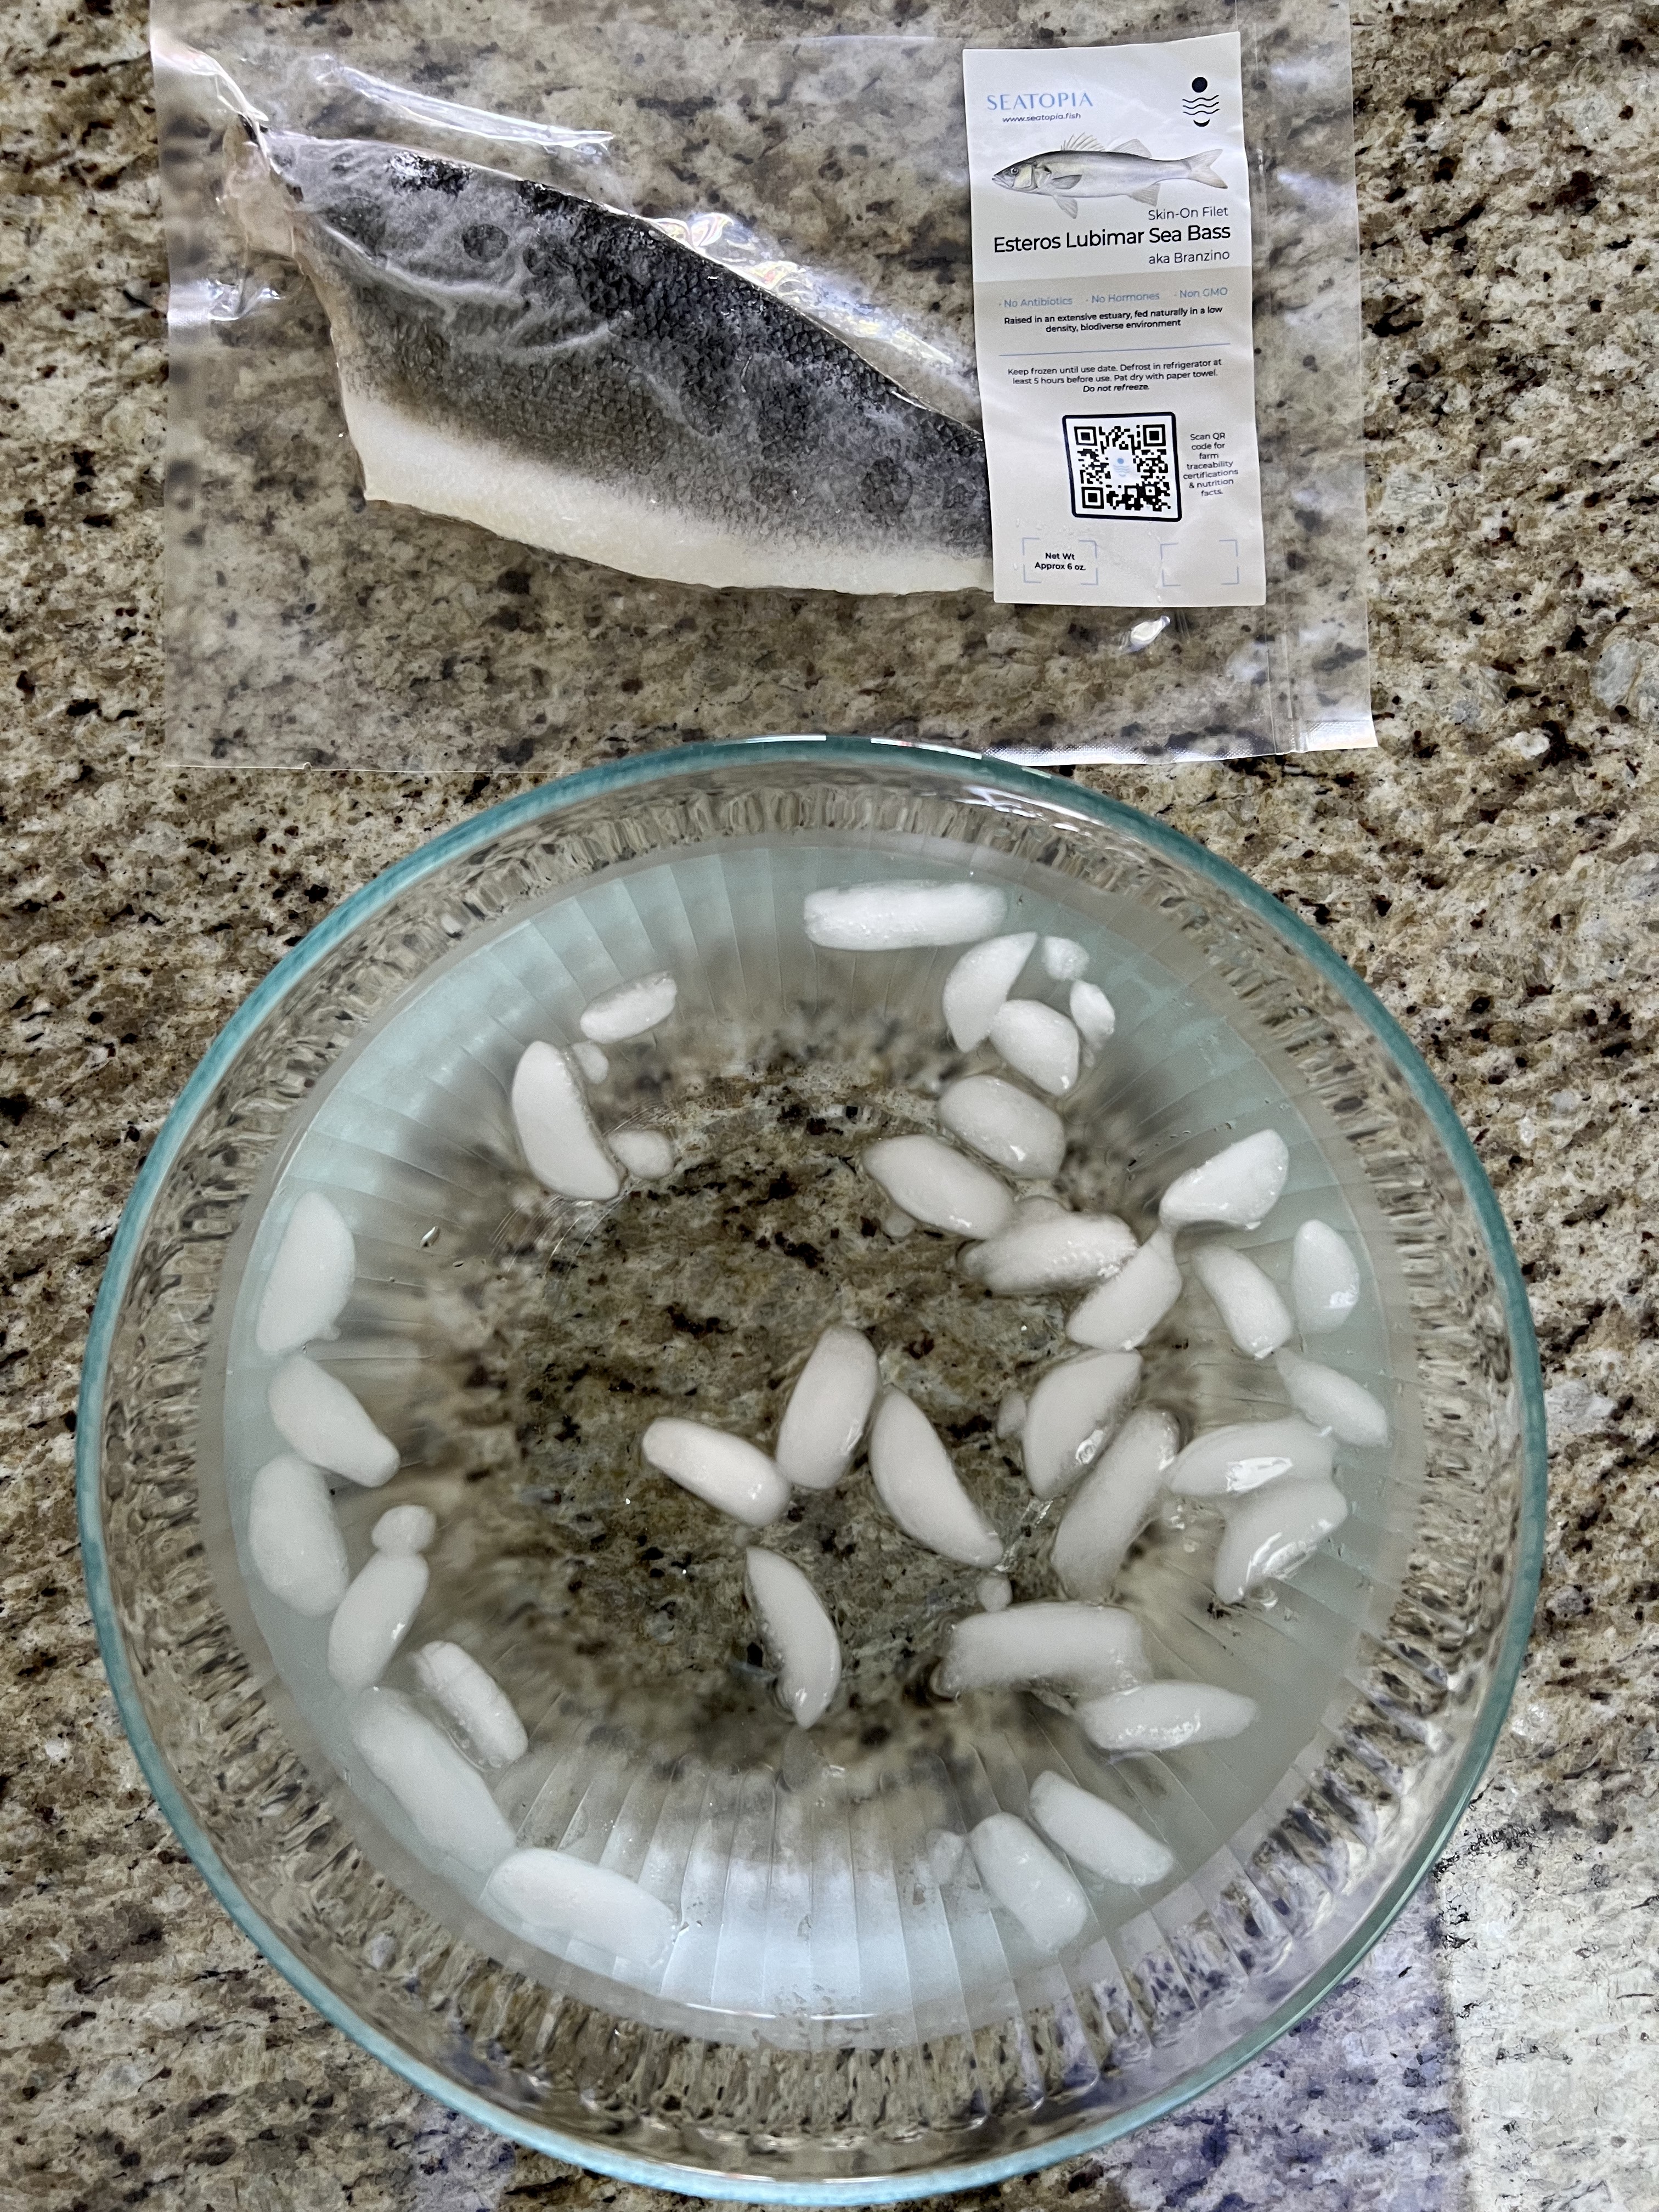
<box><xmin>963</xmin><ymin>35</ymin><xmax>1267</xmax><ymax>608</ymax></box>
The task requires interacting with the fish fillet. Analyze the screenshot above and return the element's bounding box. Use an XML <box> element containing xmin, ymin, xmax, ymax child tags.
<box><xmin>241</xmin><ymin>132</ymin><xmax>993</xmax><ymax>595</ymax></box>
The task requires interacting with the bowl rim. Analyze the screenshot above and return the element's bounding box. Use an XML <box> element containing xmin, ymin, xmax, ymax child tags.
<box><xmin>76</xmin><ymin>735</ymin><xmax>1546</xmax><ymax>2203</ymax></box>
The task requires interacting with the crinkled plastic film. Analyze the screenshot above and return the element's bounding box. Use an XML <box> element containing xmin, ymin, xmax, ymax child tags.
<box><xmin>154</xmin><ymin>0</ymin><xmax>1373</xmax><ymax>768</ymax></box>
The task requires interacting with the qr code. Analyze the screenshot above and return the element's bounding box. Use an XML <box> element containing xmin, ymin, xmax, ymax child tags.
<box><xmin>1063</xmin><ymin>413</ymin><xmax>1182</xmax><ymax>522</ymax></box>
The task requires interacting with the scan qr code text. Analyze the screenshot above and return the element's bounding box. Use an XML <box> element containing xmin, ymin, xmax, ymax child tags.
<box><xmin>1063</xmin><ymin>414</ymin><xmax>1182</xmax><ymax>522</ymax></box>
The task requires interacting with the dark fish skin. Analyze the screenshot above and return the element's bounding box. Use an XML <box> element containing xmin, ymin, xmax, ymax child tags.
<box><xmin>255</xmin><ymin>132</ymin><xmax>993</xmax><ymax>592</ymax></box>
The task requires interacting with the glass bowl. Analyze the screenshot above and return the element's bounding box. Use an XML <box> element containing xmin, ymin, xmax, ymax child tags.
<box><xmin>78</xmin><ymin>738</ymin><xmax>1544</xmax><ymax>2202</ymax></box>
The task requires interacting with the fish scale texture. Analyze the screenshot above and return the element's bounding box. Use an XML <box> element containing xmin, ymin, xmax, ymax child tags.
<box><xmin>266</xmin><ymin>133</ymin><xmax>991</xmax><ymax>583</ymax></box>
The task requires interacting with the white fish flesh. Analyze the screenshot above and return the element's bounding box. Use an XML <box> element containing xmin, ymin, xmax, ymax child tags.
<box><xmin>938</xmin><ymin>1600</ymin><xmax>1148</xmax><ymax>1696</ymax></box>
<box><xmin>350</xmin><ymin>1689</ymin><xmax>515</xmax><ymax>1875</ymax></box>
<box><xmin>255</xmin><ymin>1190</ymin><xmax>354</xmax><ymax>1357</ymax></box>
<box><xmin>1214</xmin><ymin>1475</ymin><xmax>1348</xmax><ymax>1602</ymax></box>
<box><xmin>867</xmin><ymin>1389</ymin><xmax>1002</xmax><ymax>1567</ymax></box>
<box><xmin>267</xmin><ymin>1355</ymin><xmax>399</xmax><ymax>1487</ymax></box>
<box><xmin>977</xmin><ymin>1572</ymin><xmax>1013</xmax><ymax>1611</ymax></box>
<box><xmin>938</xmin><ymin>1074</ymin><xmax>1065</xmax><ymax>1179</ymax></box>
<box><xmin>579</xmin><ymin>972</ymin><xmax>678</xmax><ymax>1042</ymax></box>
<box><xmin>941</xmin><ymin>931</ymin><xmax>1036</xmax><ymax>1048</ymax></box>
<box><xmin>246</xmin><ymin>1453</ymin><xmax>348</xmax><ymax>1616</ymax></box>
<box><xmin>1077</xmin><ymin>1680</ymin><xmax>1258</xmax><ymax>1753</ymax></box>
<box><xmin>640</xmin><ymin>1418</ymin><xmax>790</xmax><ymax>1527</ymax></box>
<box><xmin>243</xmin><ymin>134</ymin><xmax>992</xmax><ymax>595</ymax></box>
<box><xmin>1052</xmin><ymin>1406</ymin><xmax>1180</xmax><ymax>1599</ymax></box>
<box><xmin>1021</xmin><ymin>1350</ymin><xmax>1142</xmax><ymax>1500</ymax></box>
<box><xmin>483</xmin><ymin>1847</ymin><xmax>678</xmax><ymax>1969</ymax></box>
<box><xmin>964</xmin><ymin>1209</ymin><xmax>1137</xmax><ymax>1295</ymax></box>
<box><xmin>1274</xmin><ymin>1349</ymin><xmax>1391</xmax><ymax>1447</ymax></box>
<box><xmin>1028</xmin><ymin>1770</ymin><xmax>1174</xmax><ymax>1887</ymax></box>
<box><xmin>1065</xmin><ymin>1231</ymin><xmax>1182</xmax><ymax>1349</ymax></box>
<box><xmin>1160</xmin><ymin>1130</ymin><xmax>1290</xmax><ymax>1232</ymax></box>
<box><xmin>510</xmin><ymin>1042</ymin><xmax>621</xmax><ymax>1201</ymax></box>
<box><xmin>413</xmin><ymin>1640</ymin><xmax>528</xmax><ymax>1768</ymax></box>
<box><xmin>804</xmin><ymin>880</ymin><xmax>1006</xmax><ymax>951</ymax></box>
<box><xmin>862</xmin><ymin>1134</ymin><xmax>1013</xmax><ymax>1240</ymax></box>
<box><xmin>969</xmin><ymin>1813</ymin><xmax>1088</xmax><ymax>1949</ymax></box>
<box><xmin>1167</xmin><ymin>1415</ymin><xmax>1333</xmax><ymax>1497</ymax></box>
<box><xmin>1191</xmin><ymin>1243</ymin><xmax>1294</xmax><ymax>1359</ymax></box>
<box><xmin>774</xmin><ymin>1324</ymin><xmax>878</xmax><ymax>1491</ymax></box>
<box><xmin>745</xmin><ymin>1548</ymin><xmax>842</xmax><ymax>1728</ymax></box>
<box><xmin>1290</xmin><ymin>1220</ymin><xmax>1362</xmax><ymax>1334</ymax></box>
<box><xmin>572</xmin><ymin>1040</ymin><xmax>609</xmax><ymax>1084</ymax></box>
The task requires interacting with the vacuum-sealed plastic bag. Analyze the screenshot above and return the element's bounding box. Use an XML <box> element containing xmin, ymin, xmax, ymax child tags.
<box><xmin>154</xmin><ymin>0</ymin><xmax>1373</xmax><ymax>768</ymax></box>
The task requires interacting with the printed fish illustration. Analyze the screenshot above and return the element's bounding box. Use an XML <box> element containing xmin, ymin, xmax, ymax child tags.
<box><xmin>233</xmin><ymin>132</ymin><xmax>992</xmax><ymax>595</ymax></box>
<box><xmin>993</xmin><ymin>135</ymin><xmax>1227</xmax><ymax>219</ymax></box>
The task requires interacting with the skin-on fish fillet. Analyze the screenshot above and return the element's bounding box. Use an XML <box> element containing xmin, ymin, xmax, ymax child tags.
<box><xmin>237</xmin><ymin>132</ymin><xmax>994</xmax><ymax>596</ymax></box>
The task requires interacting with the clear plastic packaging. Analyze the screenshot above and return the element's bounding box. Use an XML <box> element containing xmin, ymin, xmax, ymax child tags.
<box><xmin>153</xmin><ymin>0</ymin><xmax>1373</xmax><ymax>766</ymax></box>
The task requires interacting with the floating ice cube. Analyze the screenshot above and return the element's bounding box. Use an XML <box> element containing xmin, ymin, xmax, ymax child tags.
<box><xmin>774</xmin><ymin>1324</ymin><xmax>878</xmax><ymax>1491</ymax></box>
<box><xmin>745</xmin><ymin>1548</ymin><xmax>842</xmax><ymax>1728</ymax></box>
<box><xmin>804</xmin><ymin>880</ymin><xmax>1007</xmax><ymax>951</ymax></box>
<box><xmin>371</xmin><ymin>1503</ymin><xmax>436</xmax><ymax>1556</ymax></box>
<box><xmin>1160</xmin><ymin>1130</ymin><xmax>1290</xmax><ymax>1232</ymax></box>
<box><xmin>328</xmin><ymin>1552</ymin><xmax>429</xmax><ymax>1693</ymax></box>
<box><xmin>510</xmin><ymin>1041</ymin><xmax>621</xmax><ymax>1201</ymax></box>
<box><xmin>641</xmin><ymin>1418</ymin><xmax>790</xmax><ymax>1527</ymax></box>
<box><xmin>963</xmin><ymin>1210</ymin><xmax>1137</xmax><ymax>1296</ymax></box>
<box><xmin>1022</xmin><ymin>1350</ymin><xmax>1142</xmax><ymax>1501</ymax></box>
<box><xmin>1213</xmin><ymin>1475</ymin><xmax>1349</xmax><ymax>1603</ymax></box>
<box><xmin>941</xmin><ymin>931</ymin><xmax>1037</xmax><ymax>1049</ymax></box>
<box><xmin>868</xmin><ymin>1389</ymin><xmax>1002</xmax><ymax>1567</ymax></box>
<box><xmin>1274</xmin><ymin>1349</ymin><xmax>1391</xmax><ymax>1446</ymax></box>
<box><xmin>862</xmin><ymin>1134</ymin><xmax>1013</xmax><ymax>1240</ymax></box>
<box><xmin>1028</xmin><ymin>1770</ymin><xmax>1175</xmax><ymax>1887</ymax></box>
<box><xmin>246</xmin><ymin>1453</ymin><xmax>348</xmax><ymax>1616</ymax></box>
<box><xmin>1168</xmin><ymin>1415</ymin><xmax>1333</xmax><ymax>1497</ymax></box>
<box><xmin>484</xmin><ymin>1847</ymin><xmax>678</xmax><ymax>1969</ymax></box>
<box><xmin>938</xmin><ymin>1074</ymin><xmax>1065</xmax><ymax>1179</ymax></box>
<box><xmin>927</xmin><ymin>1827</ymin><xmax>967</xmax><ymax>1883</ymax></box>
<box><xmin>977</xmin><ymin>1573</ymin><xmax>1013</xmax><ymax>1611</ymax></box>
<box><xmin>413</xmin><ymin>1640</ymin><xmax>528</xmax><ymax>1768</ymax></box>
<box><xmin>1041</xmin><ymin>936</ymin><xmax>1088</xmax><ymax>982</ymax></box>
<box><xmin>1077</xmin><ymin>1680</ymin><xmax>1259</xmax><ymax>1753</ymax></box>
<box><xmin>610</xmin><ymin>1127</ymin><xmax>676</xmax><ymax>1180</ymax></box>
<box><xmin>969</xmin><ymin>1813</ymin><xmax>1088</xmax><ymax>1950</ymax></box>
<box><xmin>938</xmin><ymin>1601</ymin><xmax>1148</xmax><ymax>1696</ymax></box>
<box><xmin>350</xmin><ymin>1689</ymin><xmax>514</xmax><ymax>1875</ymax></box>
<box><xmin>1066</xmin><ymin>1232</ymin><xmax>1182</xmax><ymax>1350</ymax></box>
<box><xmin>254</xmin><ymin>1190</ymin><xmax>355</xmax><ymax>1357</ymax></box>
<box><xmin>1053</xmin><ymin>1407</ymin><xmax>1180</xmax><ymax>1600</ymax></box>
<box><xmin>267</xmin><ymin>1355</ymin><xmax>399</xmax><ymax>1487</ymax></box>
<box><xmin>989</xmin><ymin>1000</ymin><xmax>1080</xmax><ymax>1096</ymax></box>
<box><xmin>572</xmin><ymin>1041</ymin><xmax>610</xmax><ymax>1084</ymax></box>
<box><xmin>1069</xmin><ymin>981</ymin><xmax>1116</xmax><ymax>1050</ymax></box>
<box><xmin>995</xmin><ymin>1391</ymin><xmax>1028</xmax><ymax>1441</ymax></box>
<box><xmin>579</xmin><ymin>971</ymin><xmax>678</xmax><ymax>1043</ymax></box>
<box><xmin>1192</xmin><ymin>1244</ymin><xmax>1294</xmax><ymax>1359</ymax></box>
<box><xmin>1291</xmin><ymin>1220</ymin><xmax>1362</xmax><ymax>1334</ymax></box>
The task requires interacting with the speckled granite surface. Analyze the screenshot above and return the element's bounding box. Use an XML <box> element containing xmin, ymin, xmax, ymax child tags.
<box><xmin>2</xmin><ymin>0</ymin><xmax>1655</xmax><ymax>2207</ymax></box>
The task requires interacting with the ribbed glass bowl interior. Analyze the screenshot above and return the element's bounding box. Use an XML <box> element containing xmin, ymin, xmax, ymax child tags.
<box><xmin>79</xmin><ymin>740</ymin><xmax>1543</xmax><ymax>2202</ymax></box>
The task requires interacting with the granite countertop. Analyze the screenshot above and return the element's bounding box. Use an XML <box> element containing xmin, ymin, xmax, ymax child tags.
<box><xmin>2</xmin><ymin>0</ymin><xmax>1654</xmax><ymax>2206</ymax></box>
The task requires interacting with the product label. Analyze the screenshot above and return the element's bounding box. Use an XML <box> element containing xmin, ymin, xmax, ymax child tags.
<box><xmin>963</xmin><ymin>35</ymin><xmax>1266</xmax><ymax>608</ymax></box>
